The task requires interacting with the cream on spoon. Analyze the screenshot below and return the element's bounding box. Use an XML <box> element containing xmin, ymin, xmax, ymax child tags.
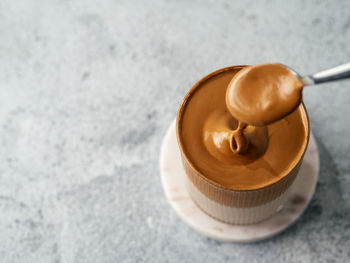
<box><xmin>226</xmin><ymin>62</ymin><xmax>350</xmax><ymax>126</ymax></box>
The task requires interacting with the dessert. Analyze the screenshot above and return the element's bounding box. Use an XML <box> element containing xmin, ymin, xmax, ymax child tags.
<box><xmin>176</xmin><ymin>65</ymin><xmax>309</xmax><ymax>224</ymax></box>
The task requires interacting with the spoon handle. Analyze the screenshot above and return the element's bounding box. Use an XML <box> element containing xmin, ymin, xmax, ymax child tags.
<box><xmin>301</xmin><ymin>62</ymin><xmax>350</xmax><ymax>85</ymax></box>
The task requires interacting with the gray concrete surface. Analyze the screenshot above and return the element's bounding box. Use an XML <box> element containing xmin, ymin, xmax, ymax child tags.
<box><xmin>0</xmin><ymin>0</ymin><xmax>349</xmax><ymax>262</ymax></box>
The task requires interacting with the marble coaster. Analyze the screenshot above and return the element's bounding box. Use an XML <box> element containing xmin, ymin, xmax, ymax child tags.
<box><xmin>160</xmin><ymin>120</ymin><xmax>319</xmax><ymax>243</ymax></box>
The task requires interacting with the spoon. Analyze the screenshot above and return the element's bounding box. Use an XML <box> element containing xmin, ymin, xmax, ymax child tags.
<box><xmin>288</xmin><ymin>62</ymin><xmax>350</xmax><ymax>86</ymax></box>
<box><xmin>226</xmin><ymin>62</ymin><xmax>350</xmax><ymax>127</ymax></box>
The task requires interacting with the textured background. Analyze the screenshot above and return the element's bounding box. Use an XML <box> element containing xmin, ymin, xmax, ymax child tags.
<box><xmin>0</xmin><ymin>0</ymin><xmax>349</xmax><ymax>262</ymax></box>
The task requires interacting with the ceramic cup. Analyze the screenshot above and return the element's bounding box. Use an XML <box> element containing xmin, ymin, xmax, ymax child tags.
<box><xmin>176</xmin><ymin>66</ymin><xmax>310</xmax><ymax>225</ymax></box>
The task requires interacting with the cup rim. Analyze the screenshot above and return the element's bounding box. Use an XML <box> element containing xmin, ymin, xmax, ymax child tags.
<box><xmin>176</xmin><ymin>65</ymin><xmax>310</xmax><ymax>192</ymax></box>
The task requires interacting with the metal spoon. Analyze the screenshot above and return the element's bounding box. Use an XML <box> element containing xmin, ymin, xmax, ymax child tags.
<box><xmin>287</xmin><ymin>62</ymin><xmax>350</xmax><ymax>86</ymax></box>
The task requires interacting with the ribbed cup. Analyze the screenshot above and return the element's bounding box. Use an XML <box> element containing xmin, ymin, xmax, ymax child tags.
<box><xmin>176</xmin><ymin>66</ymin><xmax>310</xmax><ymax>225</ymax></box>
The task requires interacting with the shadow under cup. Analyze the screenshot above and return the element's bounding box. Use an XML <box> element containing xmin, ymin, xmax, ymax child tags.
<box><xmin>176</xmin><ymin>66</ymin><xmax>310</xmax><ymax>225</ymax></box>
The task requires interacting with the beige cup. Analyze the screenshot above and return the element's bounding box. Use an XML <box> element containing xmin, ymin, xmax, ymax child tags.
<box><xmin>176</xmin><ymin>66</ymin><xmax>310</xmax><ymax>225</ymax></box>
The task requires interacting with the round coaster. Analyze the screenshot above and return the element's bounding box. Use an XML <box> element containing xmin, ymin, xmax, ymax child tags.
<box><xmin>160</xmin><ymin>120</ymin><xmax>319</xmax><ymax>243</ymax></box>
